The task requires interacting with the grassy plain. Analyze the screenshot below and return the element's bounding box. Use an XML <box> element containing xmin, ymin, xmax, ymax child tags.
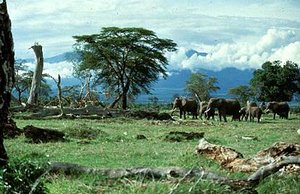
<box><xmin>5</xmin><ymin>112</ymin><xmax>300</xmax><ymax>193</ymax></box>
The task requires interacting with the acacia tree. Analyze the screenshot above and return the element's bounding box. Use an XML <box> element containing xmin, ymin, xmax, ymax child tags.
<box><xmin>73</xmin><ymin>27</ymin><xmax>177</xmax><ymax>109</ymax></box>
<box><xmin>250</xmin><ymin>61</ymin><xmax>300</xmax><ymax>101</ymax></box>
<box><xmin>0</xmin><ymin>0</ymin><xmax>14</xmax><ymax>165</ymax></box>
<box><xmin>185</xmin><ymin>73</ymin><xmax>220</xmax><ymax>101</ymax></box>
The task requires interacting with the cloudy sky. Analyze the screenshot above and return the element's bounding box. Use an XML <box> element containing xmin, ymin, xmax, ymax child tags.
<box><xmin>6</xmin><ymin>0</ymin><xmax>300</xmax><ymax>77</ymax></box>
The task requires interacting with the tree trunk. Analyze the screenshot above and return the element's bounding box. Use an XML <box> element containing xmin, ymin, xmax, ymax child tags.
<box><xmin>121</xmin><ymin>92</ymin><xmax>127</xmax><ymax>110</ymax></box>
<box><xmin>0</xmin><ymin>0</ymin><xmax>14</xmax><ymax>165</ymax></box>
<box><xmin>57</xmin><ymin>74</ymin><xmax>65</xmax><ymax>116</ymax></box>
<box><xmin>121</xmin><ymin>81</ymin><xmax>130</xmax><ymax>110</ymax></box>
<box><xmin>17</xmin><ymin>90</ymin><xmax>22</xmax><ymax>104</ymax></box>
<box><xmin>27</xmin><ymin>43</ymin><xmax>44</xmax><ymax>105</ymax></box>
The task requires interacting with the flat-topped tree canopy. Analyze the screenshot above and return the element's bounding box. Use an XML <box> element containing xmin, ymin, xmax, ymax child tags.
<box><xmin>73</xmin><ymin>27</ymin><xmax>177</xmax><ymax>110</ymax></box>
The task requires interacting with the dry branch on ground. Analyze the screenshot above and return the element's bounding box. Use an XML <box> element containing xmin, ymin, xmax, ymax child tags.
<box><xmin>44</xmin><ymin>155</ymin><xmax>299</xmax><ymax>193</ymax></box>
<box><xmin>196</xmin><ymin>138</ymin><xmax>300</xmax><ymax>173</ymax></box>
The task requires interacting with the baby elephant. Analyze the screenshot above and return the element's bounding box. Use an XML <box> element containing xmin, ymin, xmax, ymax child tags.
<box><xmin>248</xmin><ymin>106</ymin><xmax>263</xmax><ymax>123</ymax></box>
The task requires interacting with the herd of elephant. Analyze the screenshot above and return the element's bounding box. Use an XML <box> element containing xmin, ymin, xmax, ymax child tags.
<box><xmin>171</xmin><ymin>97</ymin><xmax>290</xmax><ymax>122</ymax></box>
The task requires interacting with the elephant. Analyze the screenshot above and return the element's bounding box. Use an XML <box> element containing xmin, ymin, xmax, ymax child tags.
<box><xmin>205</xmin><ymin>98</ymin><xmax>241</xmax><ymax>122</ymax></box>
<box><xmin>199</xmin><ymin>103</ymin><xmax>215</xmax><ymax>120</ymax></box>
<box><xmin>266</xmin><ymin>102</ymin><xmax>290</xmax><ymax>119</ymax></box>
<box><xmin>172</xmin><ymin>97</ymin><xmax>198</xmax><ymax>119</ymax></box>
<box><xmin>247</xmin><ymin>106</ymin><xmax>263</xmax><ymax>123</ymax></box>
<box><xmin>244</xmin><ymin>101</ymin><xmax>258</xmax><ymax>121</ymax></box>
<box><xmin>199</xmin><ymin>101</ymin><xmax>208</xmax><ymax>120</ymax></box>
<box><xmin>239</xmin><ymin>107</ymin><xmax>247</xmax><ymax>121</ymax></box>
<box><xmin>259</xmin><ymin>101</ymin><xmax>266</xmax><ymax>110</ymax></box>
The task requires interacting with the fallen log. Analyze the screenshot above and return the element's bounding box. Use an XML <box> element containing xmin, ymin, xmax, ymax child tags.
<box><xmin>34</xmin><ymin>156</ymin><xmax>299</xmax><ymax>193</ymax></box>
<box><xmin>196</xmin><ymin>138</ymin><xmax>300</xmax><ymax>173</ymax></box>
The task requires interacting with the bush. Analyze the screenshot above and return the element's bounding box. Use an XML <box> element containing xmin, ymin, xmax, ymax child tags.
<box><xmin>0</xmin><ymin>159</ymin><xmax>49</xmax><ymax>194</ymax></box>
<box><xmin>65</xmin><ymin>124</ymin><xmax>106</xmax><ymax>140</ymax></box>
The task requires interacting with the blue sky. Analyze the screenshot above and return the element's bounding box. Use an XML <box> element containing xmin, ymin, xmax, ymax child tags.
<box><xmin>6</xmin><ymin>0</ymin><xmax>300</xmax><ymax>77</ymax></box>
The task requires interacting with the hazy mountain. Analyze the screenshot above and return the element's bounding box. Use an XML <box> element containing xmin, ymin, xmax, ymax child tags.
<box><xmin>156</xmin><ymin>68</ymin><xmax>253</xmax><ymax>93</ymax></box>
<box><xmin>19</xmin><ymin>51</ymin><xmax>79</xmax><ymax>64</ymax></box>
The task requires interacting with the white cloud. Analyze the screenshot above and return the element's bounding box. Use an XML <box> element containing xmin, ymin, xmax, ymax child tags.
<box><xmin>167</xmin><ymin>28</ymin><xmax>300</xmax><ymax>71</ymax></box>
<box><xmin>256</xmin><ymin>29</ymin><xmax>296</xmax><ymax>54</ymax></box>
<box><xmin>5</xmin><ymin>1</ymin><xmax>300</xmax><ymax>74</ymax></box>
<box><xmin>269</xmin><ymin>42</ymin><xmax>300</xmax><ymax>63</ymax></box>
<box><xmin>6</xmin><ymin>0</ymin><xmax>300</xmax><ymax>60</ymax></box>
<box><xmin>24</xmin><ymin>61</ymin><xmax>74</xmax><ymax>78</ymax></box>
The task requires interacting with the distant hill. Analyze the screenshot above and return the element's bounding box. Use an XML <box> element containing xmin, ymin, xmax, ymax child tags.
<box><xmin>142</xmin><ymin>67</ymin><xmax>254</xmax><ymax>102</ymax></box>
<box><xmin>19</xmin><ymin>51</ymin><xmax>79</xmax><ymax>64</ymax></box>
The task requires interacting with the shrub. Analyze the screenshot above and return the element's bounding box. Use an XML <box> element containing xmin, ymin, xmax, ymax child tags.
<box><xmin>0</xmin><ymin>159</ymin><xmax>48</xmax><ymax>194</ymax></box>
<box><xmin>65</xmin><ymin>124</ymin><xmax>106</xmax><ymax>140</ymax></box>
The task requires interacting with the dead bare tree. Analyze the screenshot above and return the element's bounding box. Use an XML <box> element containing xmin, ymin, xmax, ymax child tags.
<box><xmin>47</xmin><ymin>74</ymin><xmax>65</xmax><ymax>116</ymax></box>
<box><xmin>27</xmin><ymin>43</ymin><xmax>44</xmax><ymax>106</ymax></box>
<box><xmin>0</xmin><ymin>0</ymin><xmax>14</xmax><ymax>165</ymax></box>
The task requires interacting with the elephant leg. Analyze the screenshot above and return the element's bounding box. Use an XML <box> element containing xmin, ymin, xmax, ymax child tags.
<box><xmin>273</xmin><ymin>113</ymin><xmax>276</xmax><ymax>119</ymax></box>
<box><xmin>179</xmin><ymin>109</ymin><xmax>183</xmax><ymax>119</ymax></box>
<box><xmin>223</xmin><ymin>114</ymin><xmax>227</xmax><ymax>122</ymax></box>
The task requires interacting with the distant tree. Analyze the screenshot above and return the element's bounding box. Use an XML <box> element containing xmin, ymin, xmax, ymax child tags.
<box><xmin>185</xmin><ymin>73</ymin><xmax>220</xmax><ymax>101</ymax></box>
<box><xmin>228</xmin><ymin>85</ymin><xmax>254</xmax><ymax>105</ymax></box>
<box><xmin>13</xmin><ymin>61</ymin><xmax>32</xmax><ymax>103</ymax></box>
<box><xmin>250</xmin><ymin>61</ymin><xmax>300</xmax><ymax>101</ymax></box>
<box><xmin>73</xmin><ymin>27</ymin><xmax>177</xmax><ymax>109</ymax></box>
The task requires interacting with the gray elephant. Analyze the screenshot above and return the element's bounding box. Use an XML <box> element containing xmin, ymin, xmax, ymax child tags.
<box><xmin>199</xmin><ymin>102</ymin><xmax>215</xmax><ymax>120</ymax></box>
<box><xmin>244</xmin><ymin>101</ymin><xmax>258</xmax><ymax>121</ymax></box>
<box><xmin>266</xmin><ymin>102</ymin><xmax>290</xmax><ymax>119</ymax></box>
<box><xmin>199</xmin><ymin>101</ymin><xmax>208</xmax><ymax>120</ymax></box>
<box><xmin>247</xmin><ymin>106</ymin><xmax>263</xmax><ymax>122</ymax></box>
<box><xmin>172</xmin><ymin>97</ymin><xmax>198</xmax><ymax>119</ymax></box>
<box><xmin>239</xmin><ymin>107</ymin><xmax>247</xmax><ymax>121</ymax></box>
<box><xmin>205</xmin><ymin>98</ymin><xmax>241</xmax><ymax>122</ymax></box>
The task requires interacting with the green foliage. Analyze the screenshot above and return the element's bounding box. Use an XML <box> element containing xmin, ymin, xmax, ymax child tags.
<box><xmin>73</xmin><ymin>27</ymin><xmax>177</xmax><ymax>109</ymax></box>
<box><xmin>0</xmin><ymin>159</ymin><xmax>48</xmax><ymax>194</ymax></box>
<box><xmin>250</xmin><ymin>60</ymin><xmax>300</xmax><ymax>101</ymax></box>
<box><xmin>228</xmin><ymin>85</ymin><xmax>253</xmax><ymax>105</ymax></box>
<box><xmin>185</xmin><ymin>73</ymin><xmax>220</xmax><ymax>101</ymax></box>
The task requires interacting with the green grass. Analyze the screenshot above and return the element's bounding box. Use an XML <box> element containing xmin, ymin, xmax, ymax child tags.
<box><xmin>4</xmin><ymin>113</ymin><xmax>300</xmax><ymax>193</ymax></box>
